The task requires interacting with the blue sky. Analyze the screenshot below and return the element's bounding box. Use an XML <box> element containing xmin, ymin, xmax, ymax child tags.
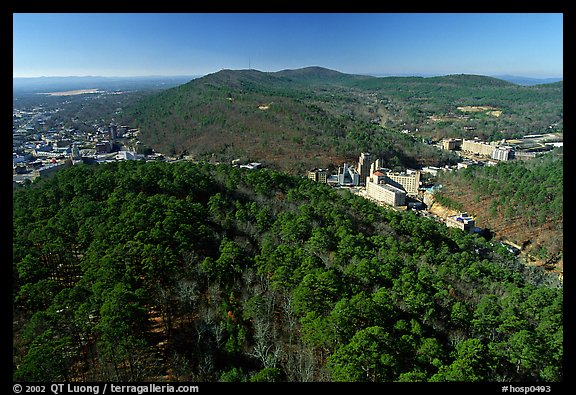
<box><xmin>13</xmin><ymin>13</ymin><xmax>563</xmax><ymax>78</ymax></box>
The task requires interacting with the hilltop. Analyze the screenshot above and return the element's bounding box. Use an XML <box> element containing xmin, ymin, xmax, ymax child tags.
<box><xmin>121</xmin><ymin>67</ymin><xmax>562</xmax><ymax>173</ymax></box>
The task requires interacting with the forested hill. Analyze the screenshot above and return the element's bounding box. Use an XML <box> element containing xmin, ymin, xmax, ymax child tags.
<box><xmin>274</xmin><ymin>66</ymin><xmax>374</xmax><ymax>83</ymax></box>
<box><xmin>204</xmin><ymin>66</ymin><xmax>373</xmax><ymax>87</ymax></box>
<box><xmin>121</xmin><ymin>67</ymin><xmax>562</xmax><ymax>173</ymax></box>
<box><xmin>434</xmin><ymin>150</ymin><xmax>563</xmax><ymax>273</ymax></box>
<box><xmin>121</xmin><ymin>66</ymin><xmax>422</xmax><ymax>173</ymax></box>
<box><xmin>13</xmin><ymin>160</ymin><xmax>562</xmax><ymax>382</ymax></box>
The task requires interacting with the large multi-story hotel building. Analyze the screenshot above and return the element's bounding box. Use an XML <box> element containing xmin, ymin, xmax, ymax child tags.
<box><xmin>365</xmin><ymin>173</ymin><xmax>406</xmax><ymax>206</ymax></box>
<box><xmin>461</xmin><ymin>138</ymin><xmax>496</xmax><ymax>157</ymax></box>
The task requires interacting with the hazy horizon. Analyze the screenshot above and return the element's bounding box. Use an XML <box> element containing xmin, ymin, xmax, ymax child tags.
<box><xmin>11</xmin><ymin>69</ymin><xmax>564</xmax><ymax>81</ymax></box>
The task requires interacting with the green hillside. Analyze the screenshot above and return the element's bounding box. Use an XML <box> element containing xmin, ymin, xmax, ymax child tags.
<box><xmin>434</xmin><ymin>149</ymin><xmax>563</xmax><ymax>271</ymax></box>
<box><xmin>13</xmin><ymin>160</ymin><xmax>562</xmax><ymax>382</ymax></box>
<box><xmin>121</xmin><ymin>67</ymin><xmax>562</xmax><ymax>173</ymax></box>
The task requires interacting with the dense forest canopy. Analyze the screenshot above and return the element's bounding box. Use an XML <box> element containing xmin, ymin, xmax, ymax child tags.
<box><xmin>13</xmin><ymin>160</ymin><xmax>562</xmax><ymax>382</ymax></box>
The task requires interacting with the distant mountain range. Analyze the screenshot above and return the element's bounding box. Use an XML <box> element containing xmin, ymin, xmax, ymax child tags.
<box><xmin>13</xmin><ymin>71</ymin><xmax>562</xmax><ymax>93</ymax></box>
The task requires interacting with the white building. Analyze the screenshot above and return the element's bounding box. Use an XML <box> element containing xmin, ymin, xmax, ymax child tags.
<box><xmin>492</xmin><ymin>146</ymin><xmax>515</xmax><ymax>161</ymax></box>
<box><xmin>446</xmin><ymin>212</ymin><xmax>475</xmax><ymax>233</ymax></box>
<box><xmin>338</xmin><ymin>163</ymin><xmax>360</xmax><ymax>186</ymax></box>
<box><xmin>116</xmin><ymin>150</ymin><xmax>143</xmax><ymax>161</ymax></box>
<box><xmin>365</xmin><ymin>175</ymin><xmax>406</xmax><ymax>206</ymax></box>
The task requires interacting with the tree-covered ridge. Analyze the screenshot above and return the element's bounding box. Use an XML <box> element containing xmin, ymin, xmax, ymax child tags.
<box><xmin>434</xmin><ymin>150</ymin><xmax>563</xmax><ymax>265</ymax></box>
<box><xmin>13</xmin><ymin>161</ymin><xmax>562</xmax><ymax>382</ymax></box>
<box><xmin>121</xmin><ymin>68</ymin><xmax>562</xmax><ymax>172</ymax></box>
<box><xmin>345</xmin><ymin>74</ymin><xmax>563</xmax><ymax>140</ymax></box>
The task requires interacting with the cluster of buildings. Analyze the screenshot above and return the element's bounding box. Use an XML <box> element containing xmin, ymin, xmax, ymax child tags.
<box><xmin>13</xmin><ymin>104</ymin><xmax>154</xmax><ymax>184</ymax></box>
<box><xmin>308</xmin><ymin>152</ymin><xmax>422</xmax><ymax>206</ymax></box>
<box><xmin>441</xmin><ymin>134</ymin><xmax>562</xmax><ymax>161</ymax></box>
<box><xmin>308</xmin><ymin>152</ymin><xmax>479</xmax><ymax>233</ymax></box>
<box><xmin>442</xmin><ymin>137</ymin><xmax>516</xmax><ymax>161</ymax></box>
